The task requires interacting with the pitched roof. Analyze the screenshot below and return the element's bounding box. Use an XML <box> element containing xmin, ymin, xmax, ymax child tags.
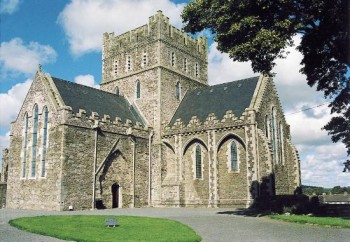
<box><xmin>51</xmin><ymin>77</ymin><xmax>144</xmax><ymax>125</ymax></box>
<box><xmin>170</xmin><ymin>76</ymin><xmax>259</xmax><ymax>125</ymax></box>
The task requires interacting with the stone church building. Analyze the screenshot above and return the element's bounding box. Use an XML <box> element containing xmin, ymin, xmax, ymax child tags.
<box><xmin>1</xmin><ymin>11</ymin><xmax>300</xmax><ymax>211</ymax></box>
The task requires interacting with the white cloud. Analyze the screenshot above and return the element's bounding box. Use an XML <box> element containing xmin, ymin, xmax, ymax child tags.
<box><xmin>0</xmin><ymin>0</ymin><xmax>20</xmax><ymax>14</ymax></box>
<box><xmin>74</xmin><ymin>74</ymin><xmax>99</xmax><ymax>89</ymax></box>
<box><xmin>208</xmin><ymin>42</ymin><xmax>255</xmax><ymax>85</ymax></box>
<box><xmin>58</xmin><ymin>0</ymin><xmax>186</xmax><ymax>56</ymax></box>
<box><xmin>0</xmin><ymin>79</ymin><xmax>32</xmax><ymax>128</ymax></box>
<box><xmin>0</xmin><ymin>38</ymin><xmax>57</xmax><ymax>77</ymax></box>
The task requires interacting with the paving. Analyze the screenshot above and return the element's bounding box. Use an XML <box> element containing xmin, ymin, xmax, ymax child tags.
<box><xmin>1</xmin><ymin>208</ymin><xmax>350</xmax><ymax>242</ymax></box>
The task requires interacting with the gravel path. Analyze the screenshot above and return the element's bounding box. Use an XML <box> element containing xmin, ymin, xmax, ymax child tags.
<box><xmin>1</xmin><ymin>208</ymin><xmax>349</xmax><ymax>242</ymax></box>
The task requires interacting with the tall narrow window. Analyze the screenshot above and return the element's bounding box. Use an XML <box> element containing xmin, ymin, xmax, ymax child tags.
<box><xmin>171</xmin><ymin>52</ymin><xmax>175</xmax><ymax>67</ymax></box>
<box><xmin>176</xmin><ymin>82</ymin><xmax>181</xmax><ymax>100</ymax></box>
<box><xmin>195</xmin><ymin>145</ymin><xmax>202</xmax><ymax>179</ymax></box>
<box><xmin>183</xmin><ymin>58</ymin><xmax>187</xmax><ymax>73</ymax></box>
<box><xmin>279</xmin><ymin>122</ymin><xmax>284</xmax><ymax>165</ymax></box>
<box><xmin>136</xmin><ymin>80</ymin><xmax>140</xmax><ymax>99</ymax></box>
<box><xmin>195</xmin><ymin>63</ymin><xmax>199</xmax><ymax>77</ymax></box>
<box><xmin>31</xmin><ymin>105</ymin><xmax>39</xmax><ymax>177</ymax></box>
<box><xmin>115</xmin><ymin>86</ymin><xmax>120</xmax><ymax>96</ymax></box>
<box><xmin>142</xmin><ymin>51</ymin><xmax>147</xmax><ymax>67</ymax></box>
<box><xmin>271</xmin><ymin>107</ymin><xmax>277</xmax><ymax>164</ymax></box>
<box><xmin>41</xmin><ymin>106</ymin><xmax>48</xmax><ymax>177</ymax></box>
<box><xmin>22</xmin><ymin>113</ymin><xmax>28</xmax><ymax>178</ymax></box>
<box><xmin>126</xmin><ymin>56</ymin><xmax>131</xmax><ymax>71</ymax></box>
<box><xmin>230</xmin><ymin>142</ymin><xmax>238</xmax><ymax>171</ymax></box>
<box><xmin>114</xmin><ymin>60</ymin><xmax>118</xmax><ymax>76</ymax></box>
<box><xmin>264</xmin><ymin>115</ymin><xmax>269</xmax><ymax>139</ymax></box>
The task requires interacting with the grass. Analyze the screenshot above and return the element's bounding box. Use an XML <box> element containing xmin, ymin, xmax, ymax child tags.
<box><xmin>268</xmin><ymin>214</ymin><xmax>350</xmax><ymax>228</ymax></box>
<box><xmin>9</xmin><ymin>215</ymin><xmax>201</xmax><ymax>242</ymax></box>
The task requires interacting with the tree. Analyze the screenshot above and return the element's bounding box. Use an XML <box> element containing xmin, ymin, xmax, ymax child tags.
<box><xmin>182</xmin><ymin>0</ymin><xmax>350</xmax><ymax>160</ymax></box>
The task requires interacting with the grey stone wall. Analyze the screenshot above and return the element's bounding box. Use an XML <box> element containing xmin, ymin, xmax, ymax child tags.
<box><xmin>59</xmin><ymin>108</ymin><xmax>150</xmax><ymax>210</ymax></box>
<box><xmin>5</xmin><ymin>73</ymin><xmax>64</xmax><ymax>211</ymax></box>
<box><xmin>254</xmin><ymin>76</ymin><xmax>301</xmax><ymax>195</ymax></box>
<box><xmin>0</xmin><ymin>183</ymin><xmax>6</xmax><ymax>208</ymax></box>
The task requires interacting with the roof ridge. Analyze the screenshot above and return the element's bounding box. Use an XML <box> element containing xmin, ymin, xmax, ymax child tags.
<box><xmin>209</xmin><ymin>76</ymin><xmax>260</xmax><ymax>88</ymax></box>
<box><xmin>51</xmin><ymin>76</ymin><xmax>117</xmax><ymax>97</ymax></box>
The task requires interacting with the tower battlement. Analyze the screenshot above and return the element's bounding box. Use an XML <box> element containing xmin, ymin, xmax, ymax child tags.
<box><xmin>102</xmin><ymin>11</ymin><xmax>208</xmax><ymax>85</ymax></box>
<box><xmin>103</xmin><ymin>10</ymin><xmax>207</xmax><ymax>55</ymax></box>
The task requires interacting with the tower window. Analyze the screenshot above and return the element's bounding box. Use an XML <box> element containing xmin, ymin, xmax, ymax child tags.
<box><xmin>41</xmin><ymin>106</ymin><xmax>48</xmax><ymax>177</ymax></box>
<box><xmin>184</xmin><ymin>58</ymin><xmax>187</xmax><ymax>73</ymax></box>
<box><xmin>114</xmin><ymin>60</ymin><xmax>118</xmax><ymax>76</ymax></box>
<box><xmin>136</xmin><ymin>80</ymin><xmax>140</xmax><ymax>99</ymax></box>
<box><xmin>195</xmin><ymin>63</ymin><xmax>199</xmax><ymax>77</ymax></box>
<box><xmin>126</xmin><ymin>55</ymin><xmax>132</xmax><ymax>71</ymax></box>
<box><xmin>171</xmin><ymin>52</ymin><xmax>175</xmax><ymax>67</ymax></box>
<box><xmin>22</xmin><ymin>112</ymin><xmax>28</xmax><ymax>178</ymax></box>
<box><xmin>195</xmin><ymin>145</ymin><xmax>202</xmax><ymax>179</ymax></box>
<box><xmin>142</xmin><ymin>51</ymin><xmax>147</xmax><ymax>67</ymax></box>
<box><xmin>115</xmin><ymin>86</ymin><xmax>120</xmax><ymax>96</ymax></box>
<box><xmin>31</xmin><ymin>104</ymin><xmax>39</xmax><ymax>177</ymax></box>
<box><xmin>176</xmin><ymin>82</ymin><xmax>181</xmax><ymax>100</ymax></box>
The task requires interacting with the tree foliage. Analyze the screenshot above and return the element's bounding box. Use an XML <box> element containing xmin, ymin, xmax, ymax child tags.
<box><xmin>182</xmin><ymin>0</ymin><xmax>350</xmax><ymax>157</ymax></box>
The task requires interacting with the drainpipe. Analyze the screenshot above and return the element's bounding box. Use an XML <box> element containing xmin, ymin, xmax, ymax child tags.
<box><xmin>130</xmin><ymin>136</ymin><xmax>136</xmax><ymax>208</ymax></box>
<box><xmin>148</xmin><ymin>130</ymin><xmax>154</xmax><ymax>207</ymax></box>
<box><xmin>92</xmin><ymin>121</ymin><xmax>99</xmax><ymax>210</ymax></box>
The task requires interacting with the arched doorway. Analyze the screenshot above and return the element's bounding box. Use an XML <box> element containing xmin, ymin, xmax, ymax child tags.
<box><xmin>111</xmin><ymin>183</ymin><xmax>120</xmax><ymax>208</ymax></box>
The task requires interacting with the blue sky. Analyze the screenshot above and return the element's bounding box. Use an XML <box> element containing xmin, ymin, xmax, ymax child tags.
<box><xmin>0</xmin><ymin>0</ymin><xmax>349</xmax><ymax>187</ymax></box>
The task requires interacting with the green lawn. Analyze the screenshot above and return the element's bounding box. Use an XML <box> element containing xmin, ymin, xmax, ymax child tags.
<box><xmin>268</xmin><ymin>214</ymin><xmax>350</xmax><ymax>228</ymax></box>
<box><xmin>9</xmin><ymin>215</ymin><xmax>201</xmax><ymax>242</ymax></box>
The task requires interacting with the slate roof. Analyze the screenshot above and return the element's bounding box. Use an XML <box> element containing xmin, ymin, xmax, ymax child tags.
<box><xmin>170</xmin><ymin>76</ymin><xmax>259</xmax><ymax>125</ymax></box>
<box><xmin>51</xmin><ymin>77</ymin><xmax>144</xmax><ymax>125</ymax></box>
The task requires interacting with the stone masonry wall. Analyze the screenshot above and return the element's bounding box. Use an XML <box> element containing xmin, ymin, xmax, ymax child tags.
<box><xmin>255</xmin><ymin>77</ymin><xmax>301</xmax><ymax>195</ymax></box>
<box><xmin>6</xmin><ymin>73</ymin><xmax>64</xmax><ymax>211</ymax></box>
<box><xmin>60</xmin><ymin>109</ymin><xmax>150</xmax><ymax>210</ymax></box>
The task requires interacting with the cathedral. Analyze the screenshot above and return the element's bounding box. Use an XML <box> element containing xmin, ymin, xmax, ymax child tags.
<box><xmin>1</xmin><ymin>11</ymin><xmax>301</xmax><ymax>211</ymax></box>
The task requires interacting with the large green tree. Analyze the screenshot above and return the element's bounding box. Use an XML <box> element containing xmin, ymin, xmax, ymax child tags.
<box><xmin>182</xmin><ymin>0</ymin><xmax>350</xmax><ymax>159</ymax></box>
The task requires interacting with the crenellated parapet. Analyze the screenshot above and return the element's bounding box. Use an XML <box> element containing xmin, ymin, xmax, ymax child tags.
<box><xmin>101</xmin><ymin>10</ymin><xmax>207</xmax><ymax>84</ymax></box>
<box><xmin>163</xmin><ymin>109</ymin><xmax>256</xmax><ymax>137</ymax></box>
<box><xmin>58</xmin><ymin>107</ymin><xmax>150</xmax><ymax>139</ymax></box>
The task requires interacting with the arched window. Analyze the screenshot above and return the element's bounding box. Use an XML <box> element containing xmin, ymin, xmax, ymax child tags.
<box><xmin>279</xmin><ymin>122</ymin><xmax>284</xmax><ymax>165</ymax></box>
<box><xmin>230</xmin><ymin>142</ymin><xmax>239</xmax><ymax>171</ymax></box>
<box><xmin>115</xmin><ymin>87</ymin><xmax>120</xmax><ymax>96</ymax></box>
<box><xmin>136</xmin><ymin>80</ymin><xmax>140</xmax><ymax>99</ymax></box>
<box><xmin>271</xmin><ymin>107</ymin><xmax>278</xmax><ymax>164</ymax></box>
<box><xmin>195</xmin><ymin>145</ymin><xmax>202</xmax><ymax>179</ymax></box>
<box><xmin>22</xmin><ymin>112</ymin><xmax>28</xmax><ymax>178</ymax></box>
<box><xmin>176</xmin><ymin>82</ymin><xmax>181</xmax><ymax>100</ymax></box>
<box><xmin>41</xmin><ymin>106</ymin><xmax>49</xmax><ymax>177</ymax></box>
<box><xmin>264</xmin><ymin>115</ymin><xmax>269</xmax><ymax>139</ymax></box>
<box><xmin>31</xmin><ymin>105</ymin><xmax>39</xmax><ymax>177</ymax></box>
